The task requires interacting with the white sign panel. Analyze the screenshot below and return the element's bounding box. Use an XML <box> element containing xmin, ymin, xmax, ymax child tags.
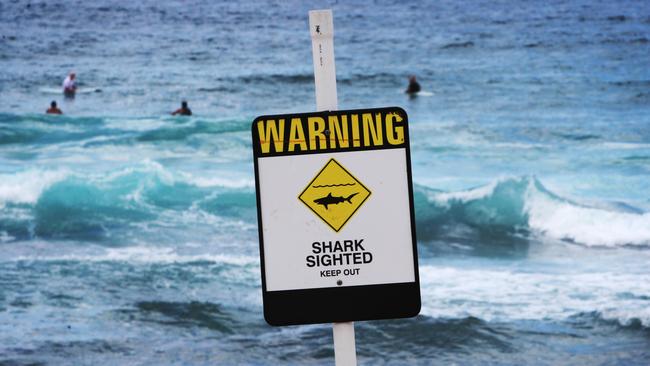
<box><xmin>259</xmin><ymin>149</ymin><xmax>414</xmax><ymax>291</ymax></box>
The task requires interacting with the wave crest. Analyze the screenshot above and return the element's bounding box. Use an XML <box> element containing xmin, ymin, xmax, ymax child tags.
<box><xmin>0</xmin><ymin>163</ymin><xmax>256</xmax><ymax>242</ymax></box>
<box><xmin>417</xmin><ymin>176</ymin><xmax>650</xmax><ymax>248</ymax></box>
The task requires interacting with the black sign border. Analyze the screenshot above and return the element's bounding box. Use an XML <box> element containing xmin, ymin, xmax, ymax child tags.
<box><xmin>252</xmin><ymin>106</ymin><xmax>421</xmax><ymax>326</ymax></box>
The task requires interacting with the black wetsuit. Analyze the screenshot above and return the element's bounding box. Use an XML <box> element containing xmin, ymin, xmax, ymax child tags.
<box><xmin>173</xmin><ymin>107</ymin><xmax>192</xmax><ymax>116</ymax></box>
<box><xmin>406</xmin><ymin>81</ymin><xmax>421</xmax><ymax>94</ymax></box>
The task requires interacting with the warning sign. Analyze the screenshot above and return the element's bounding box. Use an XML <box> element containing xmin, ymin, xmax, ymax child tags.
<box><xmin>252</xmin><ymin>107</ymin><xmax>420</xmax><ymax>326</ymax></box>
<box><xmin>299</xmin><ymin>158</ymin><xmax>371</xmax><ymax>232</ymax></box>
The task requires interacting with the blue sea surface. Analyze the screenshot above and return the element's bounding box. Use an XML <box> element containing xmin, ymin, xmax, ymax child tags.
<box><xmin>1</xmin><ymin>0</ymin><xmax>650</xmax><ymax>365</ymax></box>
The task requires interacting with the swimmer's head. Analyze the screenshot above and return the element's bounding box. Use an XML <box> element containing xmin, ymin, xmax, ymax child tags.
<box><xmin>70</xmin><ymin>73</ymin><xmax>76</xmax><ymax>80</ymax></box>
<box><xmin>51</xmin><ymin>101</ymin><xmax>57</xmax><ymax>108</ymax></box>
<box><xmin>409</xmin><ymin>75</ymin><xmax>417</xmax><ymax>82</ymax></box>
<box><xmin>182</xmin><ymin>100</ymin><xmax>188</xmax><ymax>108</ymax></box>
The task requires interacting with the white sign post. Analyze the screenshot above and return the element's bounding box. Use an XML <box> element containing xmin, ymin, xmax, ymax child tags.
<box><xmin>309</xmin><ymin>10</ymin><xmax>356</xmax><ymax>366</ymax></box>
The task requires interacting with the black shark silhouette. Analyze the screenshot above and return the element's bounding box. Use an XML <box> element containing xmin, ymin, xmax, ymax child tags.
<box><xmin>313</xmin><ymin>192</ymin><xmax>359</xmax><ymax>210</ymax></box>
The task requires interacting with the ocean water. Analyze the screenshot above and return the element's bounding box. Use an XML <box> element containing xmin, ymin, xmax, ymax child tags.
<box><xmin>1</xmin><ymin>0</ymin><xmax>650</xmax><ymax>364</ymax></box>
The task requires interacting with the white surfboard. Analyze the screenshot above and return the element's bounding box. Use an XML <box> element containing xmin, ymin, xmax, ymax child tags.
<box><xmin>40</xmin><ymin>87</ymin><xmax>103</xmax><ymax>94</ymax></box>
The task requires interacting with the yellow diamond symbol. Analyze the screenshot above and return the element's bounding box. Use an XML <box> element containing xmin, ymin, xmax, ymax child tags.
<box><xmin>299</xmin><ymin>158</ymin><xmax>371</xmax><ymax>232</ymax></box>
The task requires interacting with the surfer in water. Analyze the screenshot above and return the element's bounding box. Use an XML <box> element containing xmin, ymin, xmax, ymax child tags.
<box><xmin>405</xmin><ymin>75</ymin><xmax>421</xmax><ymax>95</ymax></box>
<box><xmin>46</xmin><ymin>101</ymin><xmax>62</xmax><ymax>114</ymax></box>
<box><xmin>62</xmin><ymin>72</ymin><xmax>77</xmax><ymax>98</ymax></box>
<box><xmin>172</xmin><ymin>100</ymin><xmax>192</xmax><ymax>116</ymax></box>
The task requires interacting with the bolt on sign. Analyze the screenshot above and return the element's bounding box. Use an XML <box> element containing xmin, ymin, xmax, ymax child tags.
<box><xmin>252</xmin><ymin>107</ymin><xmax>420</xmax><ymax>326</ymax></box>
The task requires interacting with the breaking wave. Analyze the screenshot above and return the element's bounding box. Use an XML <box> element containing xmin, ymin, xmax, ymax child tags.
<box><xmin>0</xmin><ymin>163</ymin><xmax>256</xmax><ymax>242</ymax></box>
<box><xmin>415</xmin><ymin>176</ymin><xmax>650</xmax><ymax>248</ymax></box>
<box><xmin>2</xmin><ymin>163</ymin><xmax>649</xmax><ymax>250</ymax></box>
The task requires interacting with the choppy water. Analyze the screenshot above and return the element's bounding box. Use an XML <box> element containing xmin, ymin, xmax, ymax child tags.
<box><xmin>1</xmin><ymin>0</ymin><xmax>650</xmax><ymax>365</ymax></box>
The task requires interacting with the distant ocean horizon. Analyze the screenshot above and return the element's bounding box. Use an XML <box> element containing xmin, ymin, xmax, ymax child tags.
<box><xmin>1</xmin><ymin>0</ymin><xmax>649</xmax><ymax>365</ymax></box>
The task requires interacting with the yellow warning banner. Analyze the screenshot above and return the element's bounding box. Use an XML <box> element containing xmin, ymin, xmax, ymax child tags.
<box><xmin>252</xmin><ymin>107</ymin><xmax>408</xmax><ymax>157</ymax></box>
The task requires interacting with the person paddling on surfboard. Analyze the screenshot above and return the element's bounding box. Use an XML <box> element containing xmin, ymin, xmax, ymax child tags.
<box><xmin>62</xmin><ymin>72</ymin><xmax>77</xmax><ymax>98</ymax></box>
<box><xmin>405</xmin><ymin>75</ymin><xmax>421</xmax><ymax>95</ymax></box>
<box><xmin>46</xmin><ymin>101</ymin><xmax>62</xmax><ymax>115</ymax></box>
<box><xmin>171</xmin><ymin>100</ymin><xmax>192</xmax><ymax>116</ymax></box>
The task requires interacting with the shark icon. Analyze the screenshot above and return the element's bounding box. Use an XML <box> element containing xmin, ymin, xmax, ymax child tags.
<box><xmin>313</xmin><ymin>192</ymin><xmax>358</xmax><ymax>210</ymax></box>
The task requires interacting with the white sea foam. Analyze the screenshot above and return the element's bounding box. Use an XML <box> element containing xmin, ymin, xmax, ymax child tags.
<box><xmin>98</xmin><ymin>160</ymin><xmax>253</xmax><ymax>191</ymax></box>
<box><xmin>0</xmin><ymin>169</ymin><xmax>69</xmax><ymax>205</ymax></box>
<box><xmin>526</xmin><ymin>185</ymin><xmax>650</xmax><ymax>247</ymax></box>
<box><xmin>104</xmin><ymin>117</ymin><xmax>170</xmax><ymax>131</ymax></box>
<box><xmin>492</xmin><ymin>141</ymin><xmax>549</xmax><ymax>149</ymax></box>
<box><xmin>430</xmin><ymin>178</ymin><xmax>503</xmax><ymax>206</ymax></box>
<box><xmin>102</xmin><ymin>246</ymin><xmax>260</xmax><ymax>265</ymax></box>
<box><xmin>12</xmin><ymin>245</ymin><xmax>260</xmax><ymax>266</ymax></box>
<box><xmin>600</xmin><ymin>142</ymin><xmax>650</xmax><ymax>150</ymax></box>
<box><xmin>0</xmin><ymin>231</ymin><xmax>15</xmax><ymax>243</ymax></box>
<box><xmin>419</xmin><ymin>264</ymin><xmax>650</xmax><ymax>327</ymax></box>
<box><xmin>102</xmin><ymin>159</ymin><xmax>175</xmax><ymax>183</ymax></box>
<box><xmin>179</xmin><ymin>172</ymin><xmax>254</xmax><ymax>189</ymax></box>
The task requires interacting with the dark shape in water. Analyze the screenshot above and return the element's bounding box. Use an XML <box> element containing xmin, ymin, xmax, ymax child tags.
<box><xmin>314</xmin><ymin>192</ymin><xmax>358</xmax><ymax>210</ymax></box>
<box><xmin>135</xmin><ymin>301</ymin><xmax>233</xmax><ymax>333</ymax></box>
